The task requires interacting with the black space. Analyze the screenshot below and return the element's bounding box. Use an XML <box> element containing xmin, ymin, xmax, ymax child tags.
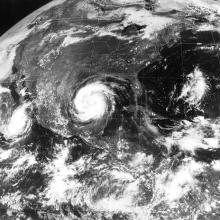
<box><xmin>0</xmin><ymin>0</ymin><xmax>52</xmax><ymax>36</ymax></box>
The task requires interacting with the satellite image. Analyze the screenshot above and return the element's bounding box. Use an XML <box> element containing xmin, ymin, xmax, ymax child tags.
<box><xmin>0</xmin><ymin>0</ymin><xmax>220</xmax><ymax>219</ymax></box>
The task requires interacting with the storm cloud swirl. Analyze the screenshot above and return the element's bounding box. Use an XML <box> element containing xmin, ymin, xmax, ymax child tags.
<box><xmin>67</xmin><ymin>76</ymin><xmax>137</xmax><ymax>135</ymax></box>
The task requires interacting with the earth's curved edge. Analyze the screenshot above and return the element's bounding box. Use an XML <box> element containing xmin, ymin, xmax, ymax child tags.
<box><xmin>0</xmin><ymin>0</ymin><xmax>67</xmax><ymax>82</ymax></box>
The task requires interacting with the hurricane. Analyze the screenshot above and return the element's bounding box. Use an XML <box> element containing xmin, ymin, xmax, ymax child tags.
<box><xmin>67</xmin><ymin>76</ymin><xmax>136</xmax><ymax>136</ymax></box>
<box><xmin>73</xmin><ymin>82</ymin><xmax>115</xmax><ymax>122</ymax></box>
